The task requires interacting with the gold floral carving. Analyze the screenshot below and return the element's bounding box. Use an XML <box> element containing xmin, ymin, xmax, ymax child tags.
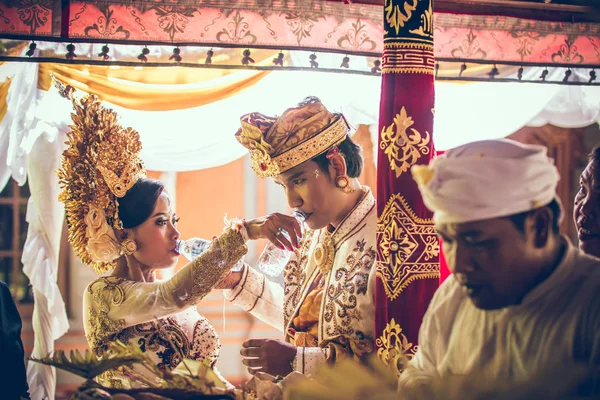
<box><xmin>380</xmin><ymin>107</ymin><xmax>431</xmax><ymax>178</ymax></box>
<box><xmin>376</xmin><ymin>318</ymin><xmax>417</xmax><ymax>376</ymax></box>
<box><xmin>409</xmin><ymin>1</ymin><xmax>433</xmax><ymax>38</ymax></box>
<box><xmin>385</xmin><ymin>0</ymin><xmax>418</xmax><ymax>36</ymax></box>
<box><xmin>376</xmin><ymin>194</ymin><xmax>439</xmax><ymax>300</ymax></box>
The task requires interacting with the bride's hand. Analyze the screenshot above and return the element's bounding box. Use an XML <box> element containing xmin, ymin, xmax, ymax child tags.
<box><xmin>244</xmin><ymin>213</ymin><xmax>302</xmax><ymax>251</ymax></box>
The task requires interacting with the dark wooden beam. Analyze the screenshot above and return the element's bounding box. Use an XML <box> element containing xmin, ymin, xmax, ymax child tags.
<box><xmin>348</xmin><ymin>0</ymin><xmax>600</xmax><ymax>22</ymax></box>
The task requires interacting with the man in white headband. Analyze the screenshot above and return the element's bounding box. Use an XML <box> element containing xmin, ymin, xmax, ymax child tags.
<box><xmin>400</xmin><ymin>139</ymin><xmax>600</xmax><ymax>396</ymax></box>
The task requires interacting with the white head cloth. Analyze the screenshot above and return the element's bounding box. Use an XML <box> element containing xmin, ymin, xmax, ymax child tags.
<box><xmin>412</xmin><ymin>139</ymin><xmax>561</xmax><ymax>225</ymax></box>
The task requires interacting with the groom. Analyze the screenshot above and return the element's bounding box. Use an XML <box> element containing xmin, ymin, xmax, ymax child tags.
<box><xmin>218</xmin><ymin>97</ymin><xmax>377</xmax><ymax>378</ymax></box>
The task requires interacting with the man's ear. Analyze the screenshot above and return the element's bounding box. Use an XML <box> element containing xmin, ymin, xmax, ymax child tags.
<box><xmin>328</xmin><ymin>152</ymin><xmax>348</xmax><ymax>178</ymax></box>
<box><xmin>528</xmin><ymin>207</ymin><xmax>553</xmax><ymax>248</ymax></box>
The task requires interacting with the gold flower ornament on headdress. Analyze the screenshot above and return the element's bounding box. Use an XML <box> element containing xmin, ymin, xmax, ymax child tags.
<box><xmin>57</xmin><ymin>91</ymin><xmax>146</xmax><ymax>274</ymax></box>
<box><xmin>235</xmin><ymin>99</ymin><xmax>350</xmax><ymax>178</ymax></box>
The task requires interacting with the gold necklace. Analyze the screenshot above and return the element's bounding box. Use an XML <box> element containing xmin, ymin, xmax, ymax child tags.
<box><xmin>313</xmin><ymin>230</ymin><xmax>335</xmax><ymax>274</ymax></box>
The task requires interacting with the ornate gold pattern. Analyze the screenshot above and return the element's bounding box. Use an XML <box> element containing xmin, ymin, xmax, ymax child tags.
<box><xmin>254</xmin><ymin>116</ymin><xmax>349</xmax><ymax>178</ymax></box>
<box><xmin>97</xmin><ymin>158</ymin><xmax>145</xmax><ymax>198</ymax></box>
<box><xmin>314</xmin><ymin>231</ymin><xmax>335</xmax><ymax>273</ymax></box>
<box><xmin>409</xmin><ymin>1</ymin><xmax>433</xmax><ymax>38</ymax></box>
<box><xmin>57</xmin><ymin>94</ymin><xmax>147</xmax><ymax>274</ymax></box>
<box><xmin>283</xmin><ymin>230</ymin><xmax>315</xmax><ymax>328</ymax></box>
<box><xmin>380</xmin><ymin>106</ymin><xmax>431</xmax><ymax>178</ymax></box>
<box><xmin>375</xmin><ymin>317</ymin><xmax>418</xmax><ymax>376</ymax></box>
<box><xmin>385</xmin><ymin>0</ymin><xmax>418</xmax><ymax>35</ymax></box>
<box><xmin>382</xmin><ymin>42</ymin><xmax>435</xmax><ymax>74</ymax></box>
<box><xmin>187</xmin><ymin>228</ymin><xmax>248</xmax><ymax>305</ymax></box>
<box><xmin>376</xmin><ymin>194</ymin><xmax>439</xmax><ymax>300</ymax></box>
<box><xmin>323</xmin><ymin>239</ymin><xmax>374</xmax><ymax>338</ymax></box>
<box><xmin>86</xmin><ymin>277</ymin><xmax>126</xmax><ymax>355</ymax></box>
<box><xmin>120</xmin><ymin>238</ymin><xmax>137</xmax><ymax>255</ymax></box>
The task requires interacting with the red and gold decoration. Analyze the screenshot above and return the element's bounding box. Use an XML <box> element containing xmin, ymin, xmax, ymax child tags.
<box><xmin>0</xmin><ymin>2</ymin><xmax>598</xmax><ymax>67</ymax></box>
<box><xmin>375</xmin><ymin>0</ymin><xmax>439</xmax><ymax>368</ymax></box>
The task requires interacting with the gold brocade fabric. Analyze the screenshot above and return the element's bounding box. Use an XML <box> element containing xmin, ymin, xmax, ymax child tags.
<box><xmin>288</xmin><ymin>273</ymin><xmax>326</xmax><ymax>347</ymax></box>
<box><xmin>37</xmin><ymin>63</ymin><xmax>269</xmax><ymax>111</ymax></box>
<box><xmin>83</xmin><ymin>228</ymin><xmax>247</xmax><ymax>389</ymax></box>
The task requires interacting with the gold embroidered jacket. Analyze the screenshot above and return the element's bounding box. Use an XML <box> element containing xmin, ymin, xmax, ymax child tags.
<box><xmin>224</xmin><ymin>188</ymin><xmax>377</xmax><ymax>375</ymax></box>
<box><xmin>83</xmin><ymin>228</ymin><xmax>248</xmax><ymax>388</ymax></box>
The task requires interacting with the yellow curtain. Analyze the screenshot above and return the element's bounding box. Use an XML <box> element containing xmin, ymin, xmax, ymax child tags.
<box><xmin>0</xmin><ymin>77</ymin><xmax>11</xmax><ymax>123</ymax></box>
<box><xmin>38</xmin><ymin>63</ymin><xmax>270</xmax><ymax>111</ymax></box>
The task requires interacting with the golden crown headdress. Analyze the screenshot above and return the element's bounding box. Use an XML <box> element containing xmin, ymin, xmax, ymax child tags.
<box><xmin>237</xmin><ymin>113</ymin><xmax>350</xmax><ymax>178</ymax></box>
<box><xmin>57</xmin><ymin>84</ymin><xmax>146</xmax><ymax>274</ymax></box>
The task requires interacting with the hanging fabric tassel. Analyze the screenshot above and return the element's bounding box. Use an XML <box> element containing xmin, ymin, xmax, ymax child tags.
<box><xmin>26</xmin><ymin>41</ymin><xmax>36</xmax><ymax>57</ymax></box>
<box><xmin>309</xmin><ymin>53</ymin><xmax>319</xmax><ymax>68</ymax></box>
<box><xmin>65</xmin><ymin>44</ymin><xmax>76</xmax><ymax>60</ymax></box>
<box><xmin>590</xmin><ymin>70</ymin><xmax>597</xmax><ymax>83</ymax></box>
<box><xmin>340</xmin><ymin>56</ymin><xmax>350</xmax><ymax>68</ymax></box>
<box><xmin>138</xmin><ymin>46</ymin><xmax>150</xmax><ymax>62</ymax></box>
<box><xmin>371</xmin><ymin>59</ymin><xmax>381</xmax><ymax>73</ymax></box>
<box><xmin>205</xmin><ymin>48</ymin><xmax>213</xmax><ymax>65</ymax></box>
<box><xmin>170</xmin><ymin>47</ymin><xmax>182</xmax><ymax>63</ymax></box>
<box><xmin>563</xmin><ymin>68</ymin><xmax>572</xmax><ymax>82</ymax></box>
<box><xmin>540</xmin><ymin>68</ymin><xmax>549</xmax><ymax>81</ymax></box>
<box><xmin>242</xmin><ymin>49</ymin><xmax>255</xmax><ymax>65</ymax></box>
<box><xmin>273</xmin><ymin>51</ymin><xmax>284</xmax><ymax>66</ymax></box>
<box><xmin>459</xmin><ymin>62</ymin><xmax>467</xmax><ymax>77</ymax></box>
<box><xmin>98</xmin><ymin>44</ymin><xmax>110</xmax><ymax>61</ymax></box>
<box><xmin>487</xmin><ymin>64</ymin><xmax>499</xmax><ymax>79</ymax></box>
<box><xmin>517</xmin><ymin>66</ymin><xmax>524</xmax><ymax>80</ymax></box>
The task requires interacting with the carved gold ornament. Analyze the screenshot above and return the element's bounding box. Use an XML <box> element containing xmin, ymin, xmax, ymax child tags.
<box><xmin>242</xmin><ymin>115</ymin><xmax>349</xmax><ymax>178</ymax></box>
<box><xmin>57</xmin><ymin>93</ymin><xmax>146</xmax><ymax>274</ymax></box>
<box><xmin>376</xmin><ymin>317</ymin><xmax>417</xmax><ymax>376</ymax></box>
<box><xmin>314</xmin><ymin>231</ymin><xmax>335</xmax><ymax>274</ymax></box>
<box><xmin>376</xmin><ymin>194</ymin><xmax>439</xmax><ymax>300</ymax></box>
<box><xmin>409</xmin><ymin>0</ymin><xmax>433</xmax><ymax>38</ymax></box>
<box><xmin>385</xmin><ymin>0</ymin><xmax>418</xmax><ymax>35</ymax></box>
<box><xmin>380</xmin><ymin>106</ymin><xmax>431</xmax><ymax>178</ymax></box>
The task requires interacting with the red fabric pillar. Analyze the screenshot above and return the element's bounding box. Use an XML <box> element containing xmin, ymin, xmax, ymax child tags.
<box><xmin>375</xmin><ymin>0</ymin><xmax>440</xmax><ymax>368</ymax></box>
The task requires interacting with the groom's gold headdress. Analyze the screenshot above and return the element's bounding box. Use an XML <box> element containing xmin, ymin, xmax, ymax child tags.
<box><xmin>57</xmin><ymin>87</ymin><xmax>146</xmax><ymax>274</ymax></box>
<box><xmin>235</xmin><ymin>97</ymin><xmax>350</xmax><ymax>178</ymax></box>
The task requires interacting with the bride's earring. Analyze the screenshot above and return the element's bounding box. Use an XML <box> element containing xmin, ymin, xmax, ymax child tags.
<box><xmin>121</xmin><ymin>238</ymin><xmax>138</xmax><ymax>255</ymax></box>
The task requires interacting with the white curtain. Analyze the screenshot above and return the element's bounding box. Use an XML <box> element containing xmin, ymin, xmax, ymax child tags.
<box><xmin>0</xmin><ymin>57</ymin><xmax>70</xmax><ymax>400</ymax></box>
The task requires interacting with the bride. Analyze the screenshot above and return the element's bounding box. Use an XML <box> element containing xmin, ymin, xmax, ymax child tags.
<box><xmin>57</xmin><ymin>93</ymin><xmax>299</xmax><ymax>390</ymax></box>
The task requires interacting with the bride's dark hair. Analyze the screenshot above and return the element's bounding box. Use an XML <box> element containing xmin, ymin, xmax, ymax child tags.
<box><xmin>118</xmin><ymin>178</ymin><xmax>165</xmax><ymax>229</ymax></box>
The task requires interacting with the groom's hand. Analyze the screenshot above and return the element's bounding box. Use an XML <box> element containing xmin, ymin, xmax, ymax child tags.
<box><xmin>241</xmin><ymin>338</ymin><xmax>297</xmax><ymax>377</ymax></box>
<box><xmin>215</xmin><ymin>269</ymin><xmax>244</xmax><ymax>289</ymax></box>
<box><xmin>244</xmin><ymin>213</ymin><xmax>301</xmax><ymax>251</ymax></box>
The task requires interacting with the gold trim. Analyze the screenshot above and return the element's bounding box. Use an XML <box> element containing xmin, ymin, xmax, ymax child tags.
<box><xmin>376</xmin><ymin>193</ymin><xmax>439</xmax><ymax>300</ymax></box>
<box><xmin>380</xmin><ymin>106</ymin><xmax>431</xmax><ymax>177</ymax></box>
<box><xmin>254</xmin><ymin>115</ymin><xmax>350</xmax><ymax>178</ymax></box>
<box><xmin>376</xmin><ymin>317</ymin><xmax>418</xmax><ymax>376</ymax></box>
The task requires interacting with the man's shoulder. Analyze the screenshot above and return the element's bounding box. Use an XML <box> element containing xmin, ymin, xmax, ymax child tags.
<box><xmin>426</xmin><ymin>275</ymin><xmax>467</xmax><ymax>315</ymax></box>
<box><xmin>570</xmin><ymin>250</ymin><xmax>600</xmax><ymax>284</ymax></box>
